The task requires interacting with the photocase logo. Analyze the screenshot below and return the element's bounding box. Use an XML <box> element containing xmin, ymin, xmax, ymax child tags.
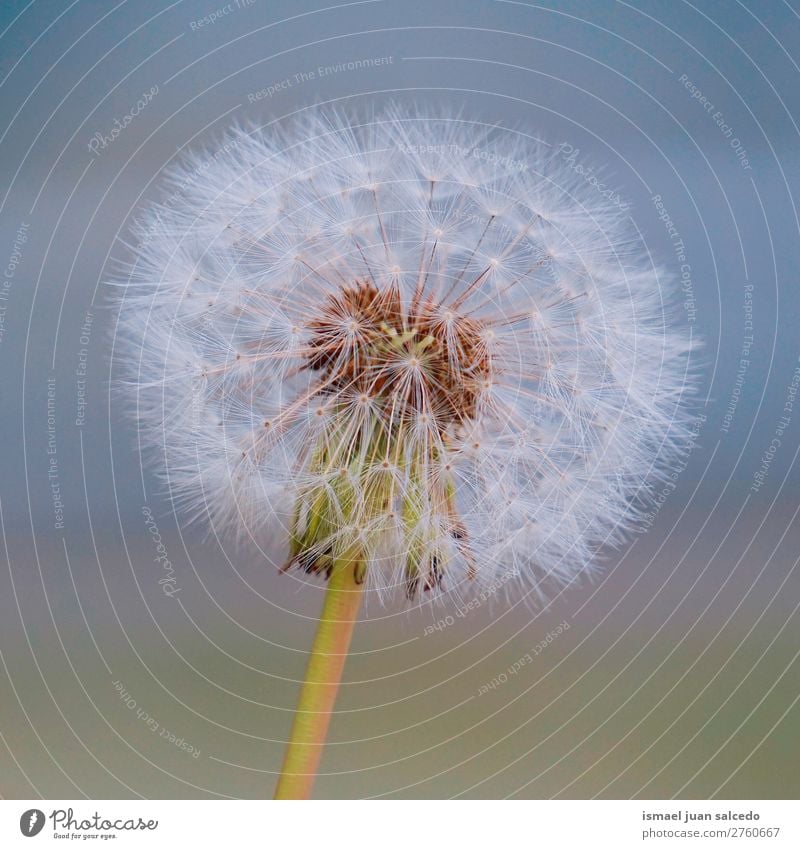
<box><xmin>19</xmin><ymin>809</ymin><xmax>45</xmax><ymax>837</ymax></box>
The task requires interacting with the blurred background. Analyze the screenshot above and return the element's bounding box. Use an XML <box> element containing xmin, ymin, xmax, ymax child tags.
<box><xmin>0</xmin><ymin>0</ymin><xmax>798</xmax><ymax>799</ymax></box>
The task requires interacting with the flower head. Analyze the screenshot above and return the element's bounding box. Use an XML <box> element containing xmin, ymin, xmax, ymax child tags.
<box><xmin>115</xmin><ymin>107</ymin><xmax>696</xmax><ymax>603</ymax></box>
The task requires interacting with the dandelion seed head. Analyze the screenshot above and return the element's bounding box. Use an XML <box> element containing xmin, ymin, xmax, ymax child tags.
<box><xmin>115</xmin><ymin>107</ymin><xmax>697</xmax><ymax>605</ymax></box>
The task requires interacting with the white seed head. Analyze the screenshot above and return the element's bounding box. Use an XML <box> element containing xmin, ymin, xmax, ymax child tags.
<box><xmin>114</xmin><ymin>107</ymin><xmax>697</xmax><ymax>604</ymax></box>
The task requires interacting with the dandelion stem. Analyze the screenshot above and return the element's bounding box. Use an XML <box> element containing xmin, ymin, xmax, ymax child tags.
<box><xmin>274</xmin><ymin>558</ymin><xmax>365</xmax><ymax>799</ymax></box>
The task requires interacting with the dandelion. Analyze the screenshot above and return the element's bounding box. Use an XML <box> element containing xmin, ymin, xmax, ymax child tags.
<box><xmin>113</xmin><ymin>107</ymin><xmax>696</xmax><ymax>798</ymax></box>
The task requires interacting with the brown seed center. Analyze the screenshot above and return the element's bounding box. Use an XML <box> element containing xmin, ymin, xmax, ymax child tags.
<box><xmin>305</xmin><ymin>280</ymin><xmax>491</xmax><ymax>430</ymax></box>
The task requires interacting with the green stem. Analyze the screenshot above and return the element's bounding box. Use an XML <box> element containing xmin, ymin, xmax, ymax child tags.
<box><xmin>274</xmin><ymin>558</ymin><xmax>365</xmax><ymax>799</ymax></box>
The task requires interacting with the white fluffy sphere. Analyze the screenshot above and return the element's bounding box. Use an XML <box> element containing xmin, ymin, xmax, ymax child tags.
<box><xmin>114</xmin><ymin>107</ymin><xmax>696</xmax><ymax>604</ymax></box>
